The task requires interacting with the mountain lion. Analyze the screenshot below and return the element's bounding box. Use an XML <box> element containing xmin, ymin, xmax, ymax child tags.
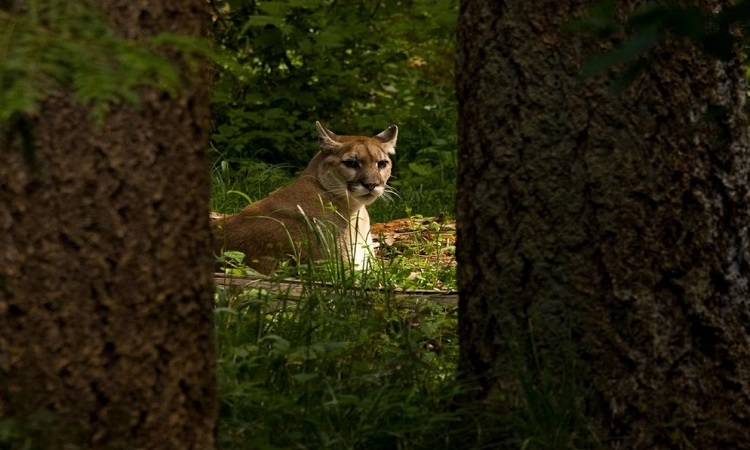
<box><xmin>213</xmin><ymin>122</ymin><xmax>397</xmax><ymax>274</ymax></box>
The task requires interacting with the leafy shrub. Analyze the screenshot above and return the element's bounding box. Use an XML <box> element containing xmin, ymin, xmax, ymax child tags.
<box><xmin>209</xmin><ymin>0</ymin><xmax>458</xmax><ymax>216</ymax></box>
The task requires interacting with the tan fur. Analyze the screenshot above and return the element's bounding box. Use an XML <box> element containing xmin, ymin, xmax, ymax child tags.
<box><xmin>213</xmin><ymin>122</ymin><xmax>397</xmax><ymax>274</ymax></box>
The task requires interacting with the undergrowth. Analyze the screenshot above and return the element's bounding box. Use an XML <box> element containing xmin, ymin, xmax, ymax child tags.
<box><xmin>214</xmin><ymin>257</ymin><xmax>461</xmax><ymax>449</ymax></box>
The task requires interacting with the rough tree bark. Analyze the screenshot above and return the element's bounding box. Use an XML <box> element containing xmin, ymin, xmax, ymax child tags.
<box><xmin>457</xmin><ymin>1</ymin><xmax>750</xmax><ymax>448</ymax></box>
<box><xmin>0</xmin><ymin>1</ymin><xmax>216</xmax><ymax>449</ymax></box>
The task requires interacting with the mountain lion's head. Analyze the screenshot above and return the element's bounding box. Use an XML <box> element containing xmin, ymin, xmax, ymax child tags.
<box><xmin>315</xmin><ymin>121</ymin><xmax>397</xmax><ymax>207</ymax></box>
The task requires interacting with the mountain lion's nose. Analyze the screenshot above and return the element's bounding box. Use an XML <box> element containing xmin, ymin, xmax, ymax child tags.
<box><xmin>362</xmin><ymin>182</ymin><xmax>379</xmax><ymax>191</ymax></box>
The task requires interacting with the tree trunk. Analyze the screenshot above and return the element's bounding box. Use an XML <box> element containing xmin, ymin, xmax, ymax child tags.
<box><xmin>457</xmin><ymin>1</ymin><xmax>750</xmax><ymax>448</ymax></box>
<box><xmin>0</xmin><ymin>1</ymin><xmax>216</xmax><ymax>449</ymax></box>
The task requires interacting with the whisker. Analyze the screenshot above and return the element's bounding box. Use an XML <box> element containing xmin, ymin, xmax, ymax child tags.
<box><xmin>379</xmin><ymin>192</ymin><xmax>397</xmax><ymax>203</ymax></box>
<box><xmin>383</xmin><ymin>186</ymin><xmax>400</xmax><ymax>200</ymax></box>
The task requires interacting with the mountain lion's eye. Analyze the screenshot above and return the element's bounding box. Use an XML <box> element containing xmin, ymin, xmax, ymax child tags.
<box><xmin>342</xmin><ymin>160</ymin><xmax>359</xmax><ymax>168</ymax></box>
<box><xmin>377</xmin><ymin>160</ymin><xmax>389</xmax><ymax>169</ymax></box>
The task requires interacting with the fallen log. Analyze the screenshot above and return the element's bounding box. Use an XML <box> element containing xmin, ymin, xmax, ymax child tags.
<box><xmin>214</xmin><ymin>273</ymin><xmax>458</xmax><ymax>308</ymax></box>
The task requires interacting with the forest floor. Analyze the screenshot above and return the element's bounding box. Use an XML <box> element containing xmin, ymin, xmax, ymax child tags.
<box><xmin>371</xmin><ymin>215</ymin><xmax>457</xmax><ymax>270</ymax></box>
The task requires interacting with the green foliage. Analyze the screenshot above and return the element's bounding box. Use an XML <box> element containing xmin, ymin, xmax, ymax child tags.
<box><xmin>210</xmin><ymin>0</ymin><xmax>457</xmax><ymax>211</ymax></box>
<box><xmin>215</xmin><ymin>270</ymin><xmax>461</xmax><ymax>449</ymax></box>
<box><xmin>213</xmin><ymin>211</ymin><xmax>462</xmax><ymax>445</ymax></box>
<box><xmin>367</xmin><ymin>188</ymin><xmax>447</xmax><ymax>222</ymax></box>
<box><xmin>211</xmin><ymin>157</ymin><xmax>295</xmax><ymax>213</ymax></box>
<box><xmin>0</xmin><ymin>0</ymin><xmax>217</xmax><ymax>129</ymax></box>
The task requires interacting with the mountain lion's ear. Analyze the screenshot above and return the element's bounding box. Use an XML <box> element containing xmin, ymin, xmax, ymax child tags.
<box><xmin>374</xmin><ymin>125</ymin><xmax>398</xmax><ymax>155</ymax></box>
<box><xmin>316</xmin><ymin>121</ymin><xmax>343</xmax><ymax>153</ymax></box>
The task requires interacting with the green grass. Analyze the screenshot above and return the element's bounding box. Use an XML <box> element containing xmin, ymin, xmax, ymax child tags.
<box><xmin>211</xmin><ymin>160</ymin><xmax>296</xmax><ymax>214</ymax></box>
<box><xmin>215</xmin><ymin>274</ymin><xmax>461</xmax><ymax>449</ymax></box>
<box><xmin>368</xmin><ymin>185</ymin><xmax>455</xmax><ymax>223</ymax></box>
<box><xmin>210</xmin><ymin>159</ymin><xmax>455</xmax><ymax>223</ymax></box>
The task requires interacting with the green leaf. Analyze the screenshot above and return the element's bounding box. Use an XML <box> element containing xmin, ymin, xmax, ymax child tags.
<box><xmin>291</xmin><ymin>373</ymin><xmax>318</xmax><ymax>383</ymax></box>
<box><xmin>262</xmin><ymin>335</ymin><xmax>291</xmax><ymax>353</ymax></box>
<box><xmin>408</xmin><ymin>162</ymin><xmax>436</xmax><ymax>177</ymax></box>
<box><xmin>222</xmin><ymin>250</ymin><xmax>246</xmax><ymax>264</ymax></box>
<box><xmin>243</xmin><ymin>15</ymin><xmax>284</xmax><ymax>29</ymax></box>
<box><xmin>257</xmin><ymin>2</ymin><xmax>293</xmax><ymax>17</ymax></box>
